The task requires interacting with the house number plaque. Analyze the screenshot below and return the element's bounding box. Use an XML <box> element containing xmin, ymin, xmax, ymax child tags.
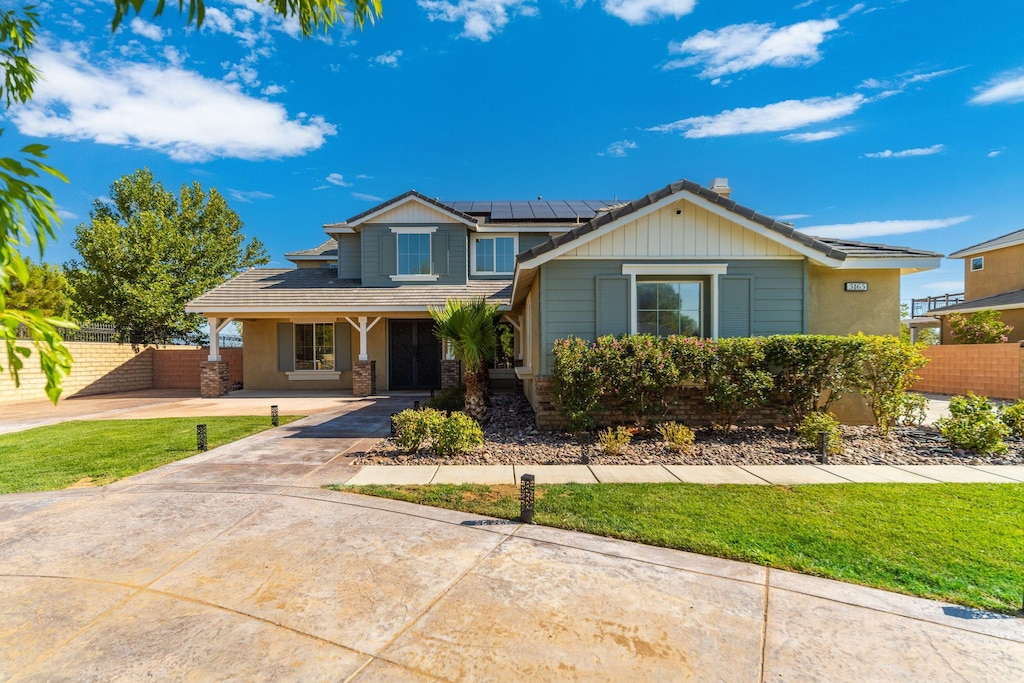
<box><xmin>845</xmin><ymin>282</ymin><xmax>869</xmax><ymax>291</ymax></box>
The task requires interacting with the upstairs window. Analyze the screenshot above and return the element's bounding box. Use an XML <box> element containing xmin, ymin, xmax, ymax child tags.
<box><xmin>473</xmin><ymin>235</ymin><xmax>517</xmax><ymax>275</ymax></box>
<box><xmin>295</xmin><ymin>323</ymin><xmax>334</xmax><ymax>371</ymax></box>
<box><xmin>637</xmin><ymin>281</ymin><xmax>703</xmax><ymax>337</ymax></box>
<box><xmin>970</xmin><ymin>256</ymin><xmax>984</xmax><ymax>272</ymax></box>
<box><xmin>398</xmin><ymin>233</ymin><xmax>432</xmax><ymax>275</ymax></box>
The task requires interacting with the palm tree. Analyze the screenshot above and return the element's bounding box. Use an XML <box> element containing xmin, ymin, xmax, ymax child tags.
<box><xmin>429</xmin><ymin>298</ymin><xmax>502</xmax><ymax>421</ymax></box>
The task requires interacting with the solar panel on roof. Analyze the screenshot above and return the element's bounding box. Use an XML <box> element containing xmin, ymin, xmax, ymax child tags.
<box><xmin>471</xmin><ymin>202</ymin><xmax>492</xmax><ymax>213</ymax></box>
<box><xmin>530</xmin><ymin>202</ymin><xmax>557</xmax><ymax>219</ymax></box>
<box><xmin>490</xmin><ymin>202</ymin><xmax>513</xmax><ymax>219</ymax></box>
<box><xmin>565</xmin><ymin>200</ymin><xmax>597</xmax><ymax>218</ymax></box>
<box><xmin>448</xmin><ymin>201</ymin><xmax>473</xmax><ymax>213</ymax></box>
<box><xmin>510</xmin><ymin>202</ymin><xmax>535</xmax><ymax>220</ymax></box>
<box><xmin>547</xmin><ymin>201</ymin><xmax>578</xmax><ymax>219</ymax></box>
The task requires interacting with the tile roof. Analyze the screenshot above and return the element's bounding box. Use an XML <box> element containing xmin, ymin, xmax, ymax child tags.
<box><xmin>929</xmin><ymin>287</ymin><xmax>1024</xmax><ymax>314</ymax></box>
<box><xmin>812</xmin><ymin>237</ymin><xmax>944</xmax><ymax>259</ymax></box>
<box><xmin>285</xmin><ymin>239</ymin><xmax>337</xmax><ymax>259</ymax></box>
<box><xmin>186</xmin><ymin>269</ymin><xmax>512</xmax><ymax>312</ymax></box>
<box><xmin>948</xmin><ymin>227</ymin><xmax>1024</xmax><ymax>258</ymax></box>
<box><xmin>342</xmin><ymin>190</ymin><xmax>478</xmax><ymax>226</ymax></box>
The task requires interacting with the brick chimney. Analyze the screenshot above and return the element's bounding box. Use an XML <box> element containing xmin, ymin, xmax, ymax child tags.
<box><xmin>709</xmin><ymin>177</ymin><xmax>732</xmax><ymax>199</ymax></box>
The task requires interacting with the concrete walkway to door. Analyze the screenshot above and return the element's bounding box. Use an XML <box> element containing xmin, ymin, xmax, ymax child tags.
<box><xmin>1</xmin><ymin>396</ymin><xmax>1022</xmax><ymax>681</ymax></box>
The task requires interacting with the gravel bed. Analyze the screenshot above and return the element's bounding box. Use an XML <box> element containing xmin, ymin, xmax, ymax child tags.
<box><xmin>356</xmin><ymin>394</ymin><xmax>1024</xmax><ymax>467</ymax></box>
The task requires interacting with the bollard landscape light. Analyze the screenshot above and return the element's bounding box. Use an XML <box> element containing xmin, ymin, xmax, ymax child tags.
<box><xmin>413</xmin><ymin>400</ymin><xmax>421</xmax><ymax>411</ymax></box>
<box><xmin>197</xmin><ymin>424</ymin><xmax>208</xmax><ymax>452</ymax></box>
<box><xmin>817</xmin><ymin>431</ymin><xmax>829</xmax><ymax>464</ymax></box>
<box><xmin>271</xmin><ymin>405</ymin><xmax>279</xmax><ymax>427</ymax></box>
<box><xmin>390</xmin><ymin>413</ymin><xmax>398</xmax><ymax>436</ymax></box>
<box><xmin>580</xmin><ymin>441</ymin><xmax>590</xmax><ymax>465</ymax></box>
<box><xmin>519</xmin><ymin>473</ymin><xmax>536</xmax><ymax>524</ymax></box>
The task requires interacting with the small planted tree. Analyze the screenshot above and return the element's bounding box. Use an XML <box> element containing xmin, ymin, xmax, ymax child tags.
<box><xmin>429</xmin><ymin>298</ymin><xmax>502</xmax><ymax>421</ymax></box>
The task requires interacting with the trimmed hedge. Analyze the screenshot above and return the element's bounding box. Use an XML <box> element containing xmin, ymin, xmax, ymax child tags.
<box><xmin>552</xmin><ymin>333</ymin><xmax>928</xmax><ymax>432</ymax></box>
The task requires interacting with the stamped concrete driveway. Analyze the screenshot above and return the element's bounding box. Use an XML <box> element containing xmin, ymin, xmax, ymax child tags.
<box><xmin>2</xmin><ymin>399</ymin><xmax>1023</xmax><ymax>681</ymax></box>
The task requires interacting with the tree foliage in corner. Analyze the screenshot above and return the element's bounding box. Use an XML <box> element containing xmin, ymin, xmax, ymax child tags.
<box><xmin>6</xmin><ymin>260</ymin><xmax>74</xmax><ymax>318</ymax></box>
<box><xmin>0</xmin><ymin>1</ymin><xmax>382</xmax><ymax>402</ymax></box>
<box><xmin>66</xmin><ymin>169</ymin><xmax>269</xmax><ymax>346</ymax></box>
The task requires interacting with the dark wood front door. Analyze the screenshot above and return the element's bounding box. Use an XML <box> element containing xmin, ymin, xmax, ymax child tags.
<box><xmin>389</xmin><ymin>320</ymin><xmax>442</xmax><ymax>390</ymax></box>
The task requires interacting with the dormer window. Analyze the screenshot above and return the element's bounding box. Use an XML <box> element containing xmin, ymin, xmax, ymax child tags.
<box><xmin>390</xmin><ymin>227</ymin><xmax>439</xmax><ymax>281</ymax></box>
<box><xmin>970</xmin><ymin>256</ymin><xmax>984</xmax><ymax>272</ymax></box>
<box><xmin>472</xmin><ymin>234</ymin><xmax>517</xmax><ymax>275</ymax></box>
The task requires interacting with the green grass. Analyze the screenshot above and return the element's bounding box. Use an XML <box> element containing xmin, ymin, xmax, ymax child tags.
<box><xmin>341</xmin><ymin>482</ymin><xmax>1024</xmax><ymax>614</ymax></box>
<box><xmin>0</xmin><ymin>416</ymin><xmax>300</xmax><ymax>493</ymax></box>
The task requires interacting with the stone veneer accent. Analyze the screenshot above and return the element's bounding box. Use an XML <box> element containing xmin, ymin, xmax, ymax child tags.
<box><xmin>200</xmin><ymin>360</ymin><xmax>231</xmax><ymax>398</ymax></box>
<box><xmin>353</xmin><ymin>359</ymin><xmax>377</xmax><ymax>397</ymax></box>
<box><xmin>441</xmin><ymin>360</ymin><xmax>461</xmax><ymax>390</ymax></box>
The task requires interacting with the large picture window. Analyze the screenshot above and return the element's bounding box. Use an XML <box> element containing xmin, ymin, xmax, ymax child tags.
<box><xmin>473</xmin><ymin>235</ymin><xmax>516</xmax><ymax>274</ymax></box>
<box><xmin>637</xmin><ymin>281</ymin><xmax>702</xmax><ymax>337</ymax></box>
<box><xmin>295</xmin><ymin>323</ymin><xmax>335</xmax><ymax>371</ymax></box>
<box><xmin>397</xmin><ymin>233</ymin><xmax>432</xmax><ymax>275</ymax></box>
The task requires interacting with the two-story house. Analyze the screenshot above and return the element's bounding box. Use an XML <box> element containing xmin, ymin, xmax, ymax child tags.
<box><xmin>927</xmin><ymin>227</ymin><xmax>1024</xmax><ymax>343</ymax></box>
<box><xmin>186</xmin><ymin>177</ymin><xmax>942</xmax><ymax>409</ymax></box>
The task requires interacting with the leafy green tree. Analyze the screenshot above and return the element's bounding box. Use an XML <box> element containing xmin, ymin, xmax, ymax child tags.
<box><xmin>66</xmin><ymin>169</ymin><xmax>269</xmax><ymax>346</ymax></box>
<box><xmin>899</xmin><ymin>303</ymin><xmax>938</xmax><ymax>345</ymax></box>
<box><xmin>1</xmin><ymin>1</ymin><xmax>381</xmax><ymax>400</ymax></box>
<box><xmin>4</xmin><ymin>260</ymin><xmax>73</xmax><ymax>318</ymax></box>
<box><xmin>430</xmin><ymin>298</ymin><xmax>502</xmax><ymax>421</ymax></box>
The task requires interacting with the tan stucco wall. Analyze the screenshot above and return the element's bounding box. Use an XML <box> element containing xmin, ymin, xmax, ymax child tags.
<box><xmin>241</xmin><ymin>319</ymin><xmax>353</xmax><ymax>391</ymax></box>
<box><xmin>964</xmin><ymin>243</ymin><xmax>1024</xmax><ymax>300</ymax></box>
<box><xmin>808</xmin><ymin>267</ymin><xmax>900</xmax><ymax>336</ymax></box>
<box><xmin>940</xmin><ymin>307</ymin><xmax>1024</xmax><ymax>344</ymax></box>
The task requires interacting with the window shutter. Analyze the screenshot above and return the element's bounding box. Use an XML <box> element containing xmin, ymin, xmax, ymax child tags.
<box><xmin>432</xmin><ymin>233</ymin><xmax>448</xmax><ymax>276</ymax></box>
<box><xmin>379</xmin><ymin>233</ymin><xmax>397</xmax><ymax>276</ymax></box>
<box><xmin>595</xmin><ymin>276</ymin><xmax>630</xmax><ymax>337</ymax></box>
<box><xmin>719</xmin><ymin>277</ymin><xmax>752</xmax><ymax>338</ymax></box>
<box><xmin>277</xmin><ymin>323</ymin><xmax>295</xmax><ymax>372</ymax></box>
<box><xmin>334</xmin><ymin>322</ymin><xmax>352</xmax><ymax>371</ymax></box>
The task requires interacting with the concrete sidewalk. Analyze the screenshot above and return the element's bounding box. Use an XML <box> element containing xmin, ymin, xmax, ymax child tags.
<box><xmin>346</xmin><ymin>462</ymin><xmax>1024</xmax><ymax>485</ymax></box>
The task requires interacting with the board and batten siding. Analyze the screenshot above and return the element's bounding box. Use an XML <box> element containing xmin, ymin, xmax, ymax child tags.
<box><xmin>369</xmin><ymin>201</ymin><xmax>463</xmax><ymax>225</ymax></box>
<box><xmin>562</xmin><ymin>200</ymin><xmax>801</xmax><ymax>259</ymax></box>
<box><xmin>336</xmin><ymin>233</ymin><xmax>361</xmax><ymax>280</ymax></box>
<box><xmin>537</xmin><ymin>259</ymin><xmax>806</xmax><ymax>374</ymax></box>
<box><xmin>360</xmin><ymin>223</ymin><xmax>468</xmax><ymax>287</ymax></box>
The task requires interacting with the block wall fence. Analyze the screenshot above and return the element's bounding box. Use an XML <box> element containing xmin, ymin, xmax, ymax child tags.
<box><xmin>0</xmin><ymin>343</ymin><xmax>243</xmax><ymax>404</ymax></box>
<box><xmin>912</xmin><ymin>342</ymin><xmax>1023</xmax><ymax>400</ymax></box>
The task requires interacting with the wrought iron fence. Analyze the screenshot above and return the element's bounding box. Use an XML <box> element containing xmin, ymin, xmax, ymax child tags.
<box><xmin>14</xmin><ymin>323</ymin><xmax>243</xmax><ymax>347</ymax></box>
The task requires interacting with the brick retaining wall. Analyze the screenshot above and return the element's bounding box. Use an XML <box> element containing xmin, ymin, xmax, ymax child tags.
<box><xmin>913</xmin><ymin>343</ymin><xmax>1022</xmax><ymax>399</ymax></box>
<box><xmin>153</xmin><ymin>348</ymin><xmax>243</xmax><ymax>388</ymax></box>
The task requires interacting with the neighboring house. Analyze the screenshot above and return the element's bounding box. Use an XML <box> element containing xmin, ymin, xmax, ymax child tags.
<box><xmin>186</xmin><ymin>178</ymin><xmax>942</xmax><ymax>407</ymax></box>
<box><xmin>926</xmin><ymin>227</ymin><xmax>1024</xmax><ymax>343</ymax></box>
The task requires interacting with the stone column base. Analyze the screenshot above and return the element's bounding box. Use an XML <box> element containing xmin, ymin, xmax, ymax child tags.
<box><xmin>441</xmin><ymin>359</ymin><xmax>462</xmax><ymax>390</ymax></box>
<box><xmin>200</xmin><ymin>361</ymin><xmax>230</xmax><ymax>398</ymax></box>
<box><xmin>353</xmin><ymin>359</ymin><xmax>376</xmax><ymax>397</ymax></box>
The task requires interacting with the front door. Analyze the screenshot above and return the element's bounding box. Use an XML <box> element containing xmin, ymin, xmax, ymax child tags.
<box><xmin>389</xmin><ymin>320</ymin><xmax>442</xmax><ymax>390</ymax></box>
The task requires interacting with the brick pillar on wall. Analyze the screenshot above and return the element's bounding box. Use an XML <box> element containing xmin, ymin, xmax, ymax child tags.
<box><xmin>441</xmin><ymin>360</ymin><xmax>461</xmax><ymax>390</ymax></box>
<box><xmin>200</xmin><ymin>361</ymin><xmax>230</xmax><ymax>398</ymax></box>
<box><xmin>533</xmin><ymin>376</ymin><xmax>564</xmax><ymax>431</ymax></box>
<box><xmin>353</xmin><ymin>360</ymin><xmax>376</xmax><ymax>397</ymax></box>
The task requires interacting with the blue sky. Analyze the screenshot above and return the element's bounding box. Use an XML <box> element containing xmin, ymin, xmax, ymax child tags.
<box><xmin>6</xmin><ymin>0</ymin><xmax>1024</xmax><ymax>307</ymax></box>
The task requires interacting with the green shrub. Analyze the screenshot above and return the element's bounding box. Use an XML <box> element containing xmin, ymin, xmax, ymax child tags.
<box><xmin>427</xmin><ymin>385</ymin><xmax>466</xmax><ymax>412</ymax></box>
<box><xmin>999</xmin><ymin>400</ymin><xmax>1024</xmax><ymax>438</ymax></box>
<box><xmin>592</xmin><ymin>334</ymin><xmax>680</xmax><ymax>426</ymax></box>
<box><xmin>797</xmin><ymin>411</ymin><xmax>842</xmax><ymax>455</ymax></box>
<box><xmin>393</xmin><ymin>408</ymin><xmax>482</xmax><ymax>456</ymax></box>
<box><xmin>855</xmin><ymin>334</ymin><xmax>929</xmax><ymax>435</ymax></box>
<box><xmin>763</xmin><ymin>335</ymin><xmax>868</xmax><ymax>423</ymax></box>
<box><xmin>656</xmin><ymin>421</ymin><xmax>695</xmax><ymax>453</ymax></box>
<box><xmin>948</xmin><ymin>310</ymin><xmax>1013</xmax><ymax>344</ymax></box>
<box><xmin>432</xmin><ymin>411</ymin><xmax>485</xmax><ymax>456</ymax></box>
<box><xmin>936</xmin><ymin>393</ymin><xmax>1008</xmax><ymax>456</ymax></box>
<box><xmin>552</xmin><ymin>337</ymin><xmax>601</xmax><ymax>432</ymax></box>
<box><xmin>895</xmin><ymin>392</ymin><xmax>929</xmax><ymax>428</ymax></box>
<box><xmin>597</xmin><ymin>426</ymin><xmax>632</xmax><ymax>456</ymax></box>
<box><xmin>700</xmin><ymin>337</ymin><xmax>774</xmax><ymax>433</ymax></box>
<box><xmin>393</xmin><ymin>408</ymin><xmax>445</xmax><ymax>452</ymax></box>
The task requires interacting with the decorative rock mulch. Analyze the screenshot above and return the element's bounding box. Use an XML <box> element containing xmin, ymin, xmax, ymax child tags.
<box><xmin>355</xmin><ymin>394</ymin><xmax>1024</xmax><ymax>467</ymax></box>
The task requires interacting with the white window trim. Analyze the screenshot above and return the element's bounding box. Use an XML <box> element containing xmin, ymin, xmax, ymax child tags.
<box><xmin>471</xmin><ymin>233</ymin><xmax>518</xmax><ymax>275</ymax></box>
<box><xmin>391</xmin><ymin>226</ymin><xmax>437</xmax><ymax>280</ymax></box>
<box><xmin>293</xmin><ymin>322</ymin><xmax>336</xmax><ymax>373</ymax></box>
<box><xmin>287</xmin><ymin>371</ymin><xmax>342</xmax><ymax>381</ymax></box>
<box><xmin>623</xmin><ymin>263</ymin><xmax>727</xmax><ymax>339</ymax></box>
<box><xmin>970</xmin><ymin>256</ymin><xmax>984</xmax><ymax>272</ymax></box>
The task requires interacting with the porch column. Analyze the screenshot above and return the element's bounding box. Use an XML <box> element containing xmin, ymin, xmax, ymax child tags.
<box><xmin>345</xmin><ymin>316</ymin><xmax>382</xmax><ymax>396</ymax></box>
<box><xmin>441</xmin><ymin>340</ymin><xmax>461</xmax><ymax>390</ymax></box>
<box><xmin>208</xmin><ymin>317</ymin><xmax>221</xmax><ymax>361</ymax></box>
<box><xmin>202</xmin><ymin>316</ymin><xmax>234</xmax><ymax>398</ymax></box>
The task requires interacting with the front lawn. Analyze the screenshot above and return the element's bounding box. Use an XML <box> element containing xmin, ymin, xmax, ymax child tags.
<box><xmin>342</xmin><ymin>482</ymin><xmax>1024</xmax><ymax>613</ymax></box>
<box><xmin>0</xmin><ymin>416</ymin><xmax>300</xmax><ymax>494</ymax></box>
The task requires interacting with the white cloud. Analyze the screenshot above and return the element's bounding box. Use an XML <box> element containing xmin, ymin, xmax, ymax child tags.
<box><xmin>11</xmin><ymin>45</ymin><xmax>336</xmax><ymax>162</ymax></box>
<box><xmin>228</xmin><ymin>189</ymin><xmax>274</xmax><ymax>202</ymax></box>
<box><xmin>326</xmin><ymin>173</ymin><xmax>352</xmax><ymax>187</ymax></box>
<box><xmin>417</xmin><ymin>1</ymin><xmax>538</xmax><ymax>41</ymax></box>
<box><xmin>129</xmin><ymin>17</ymin><xmax>164</xmax><ymax>42</ymax></box>
<box><xmin>650</xmin><ymin>94</ymin><xmax>866</xmax><ymax>138</ymax></box>
<box><xmin>804</xmin><ymin>215</ymin><xmax>971</xmax><ymax>239</ymax></box>
<box><xmin>988</xmin><ymin>150</ymin><xmax>1002</xmax><ymax>158</ymax></box>
<box><xmin>373</xmin><ymin>50</ymin><xmax>403</xmax><ymax>67</ymax></box>
<box><xmin>666</xmin><ymin>18</ymin><xmax>840</xmax><ymax>79</ymax></box>
<box><xmin>970</xmin><ymin>68</ymin><xmax>1024</xmax><ymax>105</ymax></box>
<box><xmin>781</xmin><ymin>127</ymin><xmax>852</xmax><ymax>142</ymax></box>
<box><xmin>356</xmin><ymin>174</ymin><xmax>372</xmax><ymax>180</ymax></box>
<box><xmin>261</xmin><ymin>84</ymin><xmax>286</xmax><ymax>96</ymax></box>
<box><xmin>776</xmin><ymin>213</ymin><xmax>810</xmax><ymax>221</ymax></box>
<box><xmin>56</xmin><ymin>208</ymin><xmax>78</xmax><ymax>221</ymax></box>
<box><xmin>599</xmin><ymin>140</ymin><xmax>637</xmax><ymax>157</ymax></box>
<box><xmin>859</xmin><ymin>67</ymin><xmax>964</xmax><ymax>93</ymax></box>
<box><xmin>353</xmin><ymin>192</ymin><xmax>383</xmax><ymax>202</ymax></box>
<box><xmin>864</xmin><ymin>144</ymin><xmax>944</xmax><ymax>158</ymax></box>
<box><xmin>602</xmin><ymin>0</ymin><xmax>696</xmax><ymax>25</ymax></box>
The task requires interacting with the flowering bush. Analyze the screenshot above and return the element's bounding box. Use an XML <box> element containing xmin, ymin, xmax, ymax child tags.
<box><xmin>936</xmin><ymin>393</ymin><xmax>1008</xmax><ymax>455</ymax></box>
<box><xmin>591</xmin><ymin>334</ymin><xmax>680</xmax><ymax>426</ymax></box>
<box><xmin>948</xmin><ymin>310</ymin><xmax>1013</xmax><ymax>344</ymax></box>
<box><xmin>699</xmin><ymin>337</ymin><xmax>774</xmax><ymax>433</ymax></box>
<box><xmin>763</xmin><ymin>335</ymin><xmax>868</xmax><ymax>422</ymax></box>
<box><xmin>552</xmin><ymin>337</ymin><xmax>602</xmax><ymax>432</ymax></box>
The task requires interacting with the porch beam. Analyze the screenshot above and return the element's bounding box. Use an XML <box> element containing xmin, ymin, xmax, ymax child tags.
<box><xmin>344</xmin><ymin>316</ymin><xmax>383</xmax><ymax>361</ymax></box>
